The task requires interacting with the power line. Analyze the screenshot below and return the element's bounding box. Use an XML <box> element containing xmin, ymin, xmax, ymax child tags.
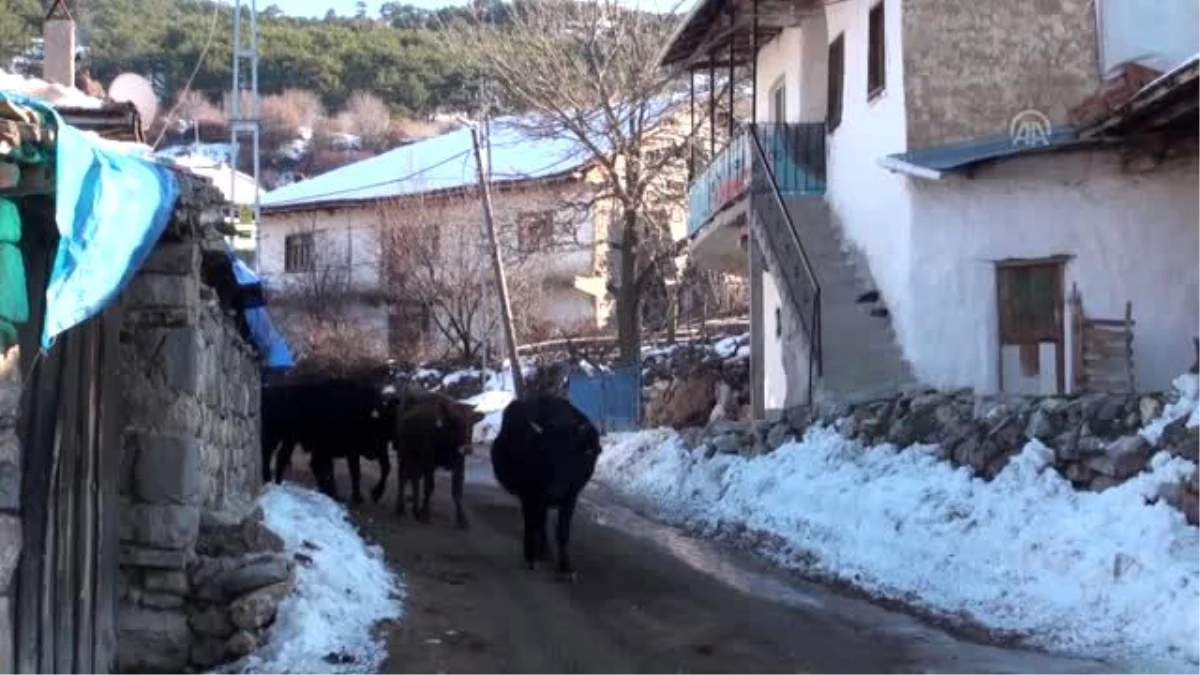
<box><xmin>151</xmin><ymin>0</ymin><xmax>223</xmax><ymax>150</ymax></box>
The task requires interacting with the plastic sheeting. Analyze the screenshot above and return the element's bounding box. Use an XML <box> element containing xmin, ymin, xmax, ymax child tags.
<box><xmin>0</xmin><ymin>198</ymin><xmax>25</xmax><ymax>350</ymax></box>
<box><xmin>227</xmin><ymin>247</ymin><xmax>294</xmax><ymax>369</ymax></box>
<box><xmin>0</xmin><ymin>91</ymin><xmax>185</xmax><ymax>350</ymax></box>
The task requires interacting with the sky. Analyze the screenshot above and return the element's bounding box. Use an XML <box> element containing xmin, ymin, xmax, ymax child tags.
<box><xmin>271</xmin><ymin>0</ymin><xmax>686</xmax><ymax>18</ymax></box>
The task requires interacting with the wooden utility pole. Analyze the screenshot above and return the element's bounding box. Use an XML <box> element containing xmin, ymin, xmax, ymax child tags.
<box><xmin>470</xmin><ymin>123</ymin><xmax>524</xmax><ymax>399</ymax></box>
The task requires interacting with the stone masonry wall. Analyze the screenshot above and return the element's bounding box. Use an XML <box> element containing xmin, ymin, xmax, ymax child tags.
<box><xmin>116</xmin><ymin>182</ymin><xmax>292</xmax><ymax>673</ymax></box>
<box><xmin>0</xmin><ymin>346</ymin><xmax>20</xmax><ymax>672</ymax></box>
<box><xmin>687</xmin><ymin>384</ymin><xmax>1200</xmax><ymax>525</ymax></box>
<box><xmin>902</xmin><ymin>0</ymin><xmax>1100</xmax><ymax>149</ymax></box>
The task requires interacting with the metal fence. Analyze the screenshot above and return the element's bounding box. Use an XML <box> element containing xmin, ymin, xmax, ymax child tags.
<box><xmin>567</xmin><ymin>364</ymin><xmax>642</xmax><ymax>433</ymax></box>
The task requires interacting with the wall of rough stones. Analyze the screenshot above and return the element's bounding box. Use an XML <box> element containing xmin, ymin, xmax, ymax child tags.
<box><xmin>0</xmin><ymin>346</ymin><xmax>19</xmax><ymax>672</ymax></box>
<box><xmin>115</xmin><ymin>183</ymin><xmax>292</xmax><ymax>673</ymax></box>
<box><xmin>685</xmin><ymin>385</ymin><xmax>1200</xmax><ymax>525</ymax></box>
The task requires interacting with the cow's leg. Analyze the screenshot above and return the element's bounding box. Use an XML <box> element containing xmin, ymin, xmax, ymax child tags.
<box><xmin>395</xmin><ymin>468</ymin><xmax>407</xmax><ymax>517</ymax></box>
<box><xmin>275</xmin><ymin>439</ymin><xmax>296</xmax><ymax>484</ymax></box>
<box><xmin>451</xmin><ymin>460</ymin><xmax>468</xmax><ymax>529</ymax></box>
<box><xmin>521</xmin><ymin>498</ymin><xmax>547</xmax><ymax>570</ymax></box>
<box><xmin>312</xmin><ymin>452</ymin><xmax>339</xmax><ymax>502</ymax></box>
<box><xmin>554</xmin><ymin>495</ymin><xmax>578</xmax><ymax>580</ymax></box>
<box><xmin>348</xmin><ymin>452</ymin><xmax>364</xmax><ymax>505</ymax></box>
<box><xmin>372</xmin><ymin>444</ymin><xmax>390</xmax><ymax>503</ymax></box>
<box><xmin>418</xmin><ymin>469</ymin><xmax>434</xmax><ymax>523</ymax></box>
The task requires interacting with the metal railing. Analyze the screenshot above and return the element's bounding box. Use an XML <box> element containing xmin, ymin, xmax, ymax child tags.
<box><xmin>687</xmin><ymin>122</ymin><xmax>826</xmax><ymax>237</ymax></box>
<box><xmin>746</xmin><ymin>122</ymin><xmax>824</xmax><ymax>400</ymax></box>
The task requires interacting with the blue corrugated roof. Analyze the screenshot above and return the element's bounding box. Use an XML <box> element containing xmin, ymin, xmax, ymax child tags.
<box><xmin>883</xmin><ymin>127</ymin><xmax>1088</xmax><ymax>176</ymax></box>
<box><xmin>262</xmin><ymin>115</ymin><xmax>598</xmax><ymax>210</ymax></box>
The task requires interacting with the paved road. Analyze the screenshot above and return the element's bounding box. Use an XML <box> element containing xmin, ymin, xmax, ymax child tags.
<box><xmin>338</xmin><ymin>453</ymin><xmax>1113</xmax><ymax>674</ymax></box>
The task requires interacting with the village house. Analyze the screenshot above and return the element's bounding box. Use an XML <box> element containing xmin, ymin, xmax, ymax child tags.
<box><xmin>258</xmin><ymin>109</ymin><xmax>695</xmax><ymax>362</ymax></box>
<box><xmin>661</xmin><ymin>0</ymin><xmax>1200</xmax><ymax>417</ymax></box>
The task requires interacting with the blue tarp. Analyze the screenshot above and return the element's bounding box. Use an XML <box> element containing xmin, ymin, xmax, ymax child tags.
<box><xmin>226</xmin><ymin>247</ymin><xmax>294</xmax><ymax>369</ymax></box>
<box><xmin>0</xmin><ymin>91</ymin><xmax>184</xmax><ymax>350</ymax></box>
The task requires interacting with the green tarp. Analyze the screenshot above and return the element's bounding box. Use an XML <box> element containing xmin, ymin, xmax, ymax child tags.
<box><xmin>0</xmin><ymin>198</ymin><xmax>25</xmax><ymax>350</ymax></box>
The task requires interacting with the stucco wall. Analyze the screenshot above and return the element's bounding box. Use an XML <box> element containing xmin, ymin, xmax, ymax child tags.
<box><xmin>906</xmin><ymin>151</ymin><xmax>1200</xmax><ymax>394</ymax></box>
<box><xmin>259</xmin><ymin>182</ymin><xmax>606</xmax><ymax>356</ymax></box>
<box><xmin>902</xmin><ymin>0</ymin><xmax>1101</xmax><ymax>149</ymax></box>
<box><xmin>822</xmin><ymin>0</ymin><xmax>921</xmax><ymax>364</ymax></box>
<box><xmin>761</xmin><ymin>270</ymin><xmax>788</xmax><ymax>411</ymax></box>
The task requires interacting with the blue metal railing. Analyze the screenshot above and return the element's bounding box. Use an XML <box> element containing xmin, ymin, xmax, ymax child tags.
<box><xmin>687</xmin><ymin>122</ymin><xmax>826</xmax><ymax>237</ymax></box>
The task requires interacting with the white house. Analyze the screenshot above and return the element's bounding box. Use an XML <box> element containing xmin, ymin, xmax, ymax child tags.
<box><xmin>257</xmin><ymin>117</ymin><xmax>622</xmax><ymax>361</ymax></box>
<box><xmin>662</xmin><ymin>0</ymin><xmax>1199</xmax><ymax>417</ymax></box>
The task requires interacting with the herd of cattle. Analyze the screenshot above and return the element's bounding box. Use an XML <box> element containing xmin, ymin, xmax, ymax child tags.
<box><xmin>260</xmin><ymin>374</ymin><xmax>603</xmax><ymax>578</ymax></box>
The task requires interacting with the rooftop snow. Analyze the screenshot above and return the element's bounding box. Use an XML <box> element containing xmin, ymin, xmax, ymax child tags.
<box><xmin>261</xmin><ymin>116</ymin><xmax>596</xmax><ymax>211</ymax></box>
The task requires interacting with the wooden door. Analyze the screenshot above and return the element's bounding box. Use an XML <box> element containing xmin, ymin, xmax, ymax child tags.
<box><xmin>996</xmin><ymin>258</ymin><xmax>1066</xmax><ymax>395</ymax></box>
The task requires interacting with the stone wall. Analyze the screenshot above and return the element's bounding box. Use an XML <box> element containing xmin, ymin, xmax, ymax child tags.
<box><xmin>901</xmin><ymin>0</ymin><xmax>1100</xmax><ymax>149</ymax></box>
<box><xmin>115</xmin><ymin>179</ymin><xmax>292</xmax><ymax>673</ymax></box>
<box><xmin>0</xmin><ymin>346</ymin><xmax>19</xmax><ymax>672</ymax></box>
<box><xmin>687</xmin><ymin>384</ymin><xmax>1200</xmax><ymax>524</ymax></box>
<box><xmin>643</xmin><ymin>336</ymin><xmax>752</xmax><ymax>429</ymax></box>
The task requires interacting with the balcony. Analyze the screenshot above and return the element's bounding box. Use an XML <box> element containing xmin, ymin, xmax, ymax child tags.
<box><xmin>686</xmin><ymin>122</ymin><xmax>826</xmax><ymax>274</ymax></box>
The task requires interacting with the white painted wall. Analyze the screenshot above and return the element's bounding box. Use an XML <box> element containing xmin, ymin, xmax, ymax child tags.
<box><xmin>906</xmin><ymin>151</ymin><xmax>1200</xmax><ymax>394</ymax></box>
<box><xmin>1096</xmin><ymin>0</ymin><xmax>1199</xmax><ymax>75</ymax></box>
<box><xmin>258</xmin><ymin>208</ymin><xmax>384</xmax><ymax>294</ymax></box>
<box><xmin>754</xmin><ymin>29</ymin><xmax>802</xmax><ymax>123</ymax></box>
<box><xmin>762</xmin><ymin>270</ymin><xmax>788</xmax><ymax>410</ymax></box>
<box><xmin>821</xmin><ymin>0</ymin><xmax>922</xmax><ymax>371</ymax></box>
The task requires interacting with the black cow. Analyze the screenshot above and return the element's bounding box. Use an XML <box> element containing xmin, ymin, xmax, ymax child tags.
<box><xmin>490</xmin><ymin>395</ymin><xmax>602</xmax><ymax>579</ymax></box>
<box><xmin>262</xmin><ymin>377</ymin><xmax>394</xmax><ymax>503</ymax></box>
<box><xmin>394</xmin><ymin>392</ymin><xmax>483</xmax><ymax>527</ymax></box>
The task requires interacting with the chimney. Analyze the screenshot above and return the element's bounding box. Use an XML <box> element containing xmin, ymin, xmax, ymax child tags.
<box><xmin>43</xmin><ymin>0</ymin><xmax>76</xmax><ymax>88</ymax></box>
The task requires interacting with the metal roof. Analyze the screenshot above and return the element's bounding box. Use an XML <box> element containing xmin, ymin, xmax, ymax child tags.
<box><xmin>878</xmin><ymin>128</ymin><xmax>1101</xmax><ymax>180</ymax></box>
<box><xmin>1077</xmin><ymin>54</ymin><xmax>1200</xmax><ymax>139</ymax></box>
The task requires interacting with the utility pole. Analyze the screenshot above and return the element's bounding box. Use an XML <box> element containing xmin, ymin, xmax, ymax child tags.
<box><xmin>230</xmin><ymin>0</ymin><xmax>263</xmax><ymax>271</ymax></box>
<box><xmin>470</xmin><ymin>123</ymin><xmax>523</xmax><ymax>399</ymax></box>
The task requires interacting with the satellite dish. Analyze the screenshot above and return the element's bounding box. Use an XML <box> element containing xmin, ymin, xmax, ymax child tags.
<box><xmin>108</xmin><ymin>73</ymin><xmax>159</xmax><ymax>124</ymax></box>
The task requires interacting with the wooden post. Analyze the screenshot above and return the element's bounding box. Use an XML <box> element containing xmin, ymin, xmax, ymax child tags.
<box><xmin>470</xmin><ymin>124</ymin><xmax>523</xmax><ymax>399</ymax></box>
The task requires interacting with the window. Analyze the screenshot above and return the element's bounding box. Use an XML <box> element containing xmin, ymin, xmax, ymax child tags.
<box><xmin>516</xmin><ymin>210</ymin><xmax>555</xmax><ymax>253</ymax></box>
<box><xmin>996</xmin><ymin>262</ymin><xmax>1063</xmax><ymax>345</ymax></box>
<box><xmin>284</xmin><ymin>232</ymin><xmax>314</xmax><ymax>273</ymax></box>
<box><xmin>769</xmin><ymin>79</ymin><xmax>786</xmax><ymax>122</ymax></box>
<box><xmin>827</xmin><ymin>34</ymin><xmax>845</xmax><ymax>132</ymax></box>
<box><xmin>867</xmin><ymin>2</ymin><xmax>886</xmax><ymax>99</ymax></box>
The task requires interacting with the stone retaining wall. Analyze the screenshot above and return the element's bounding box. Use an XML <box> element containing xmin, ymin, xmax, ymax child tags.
<box><xmin>688</xmin><ymin>385</ymin><xmax>1200</xmax><ymax>525</ymax></box>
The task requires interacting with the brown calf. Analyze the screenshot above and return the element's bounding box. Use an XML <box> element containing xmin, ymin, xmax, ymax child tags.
<box><xmin>394</xmin><ymin>392</ymin><xmax>484</xmax><ymax>527</ymax></box>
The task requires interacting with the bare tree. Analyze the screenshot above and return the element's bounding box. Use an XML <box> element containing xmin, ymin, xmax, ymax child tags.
<box><xmin>338</xmin><ymin>91</ymin><xmax>394</xmax><ymax>151</ymax></box>
<box><xmin>377</xmin><ymin>195</ymin><xmax>540</xmax><ymax>363</ymax></box>
<box><xmin>446</xmin><ymin>0</ymin><xmax>722</xmax><ymax>365</ymax></box>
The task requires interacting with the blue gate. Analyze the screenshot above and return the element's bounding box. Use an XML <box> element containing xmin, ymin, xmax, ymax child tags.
<box><xmin>567</xmin><ymin>364</ymin><xmax>642</xmax><ymax>433</ymax></box>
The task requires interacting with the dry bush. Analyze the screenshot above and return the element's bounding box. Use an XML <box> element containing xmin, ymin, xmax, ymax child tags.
<box><xmin>336</xmin><ymin>91</ymin><xmax>392</xmax><ymax>151</ymax></box>
<box><xmin>285</xmin><ymin>316</ymin><xmax>388</xmax><ymax>379</ymax></box>
<box><xmin>391</xmin><ymin>118</ymin><xmax>441</xmax><ymax>143</ymax></box>
<box><xmin>175</xmin><ymin>90</ymin><xmax>226</xmax><ymax>125</ymax></box>
<box><xmin>305</xmin><ymin>148</ymin><xmax>374</xmax><ymax>175</ymax></box>
<box><xmin>279</xmin><ymin>89</ymin><xmax>326</xmax><ymax>130</ymax></box>
<box><xmin>260</xmin><ymin>94</ymin><xmax>305</xmax><ymax>150</ymax></box>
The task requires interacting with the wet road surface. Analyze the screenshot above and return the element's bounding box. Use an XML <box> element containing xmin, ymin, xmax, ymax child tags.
<box><xmin>333</xmin><ymin>452</ymin><xmax>1115</xmax><ymax>674</ymax></box>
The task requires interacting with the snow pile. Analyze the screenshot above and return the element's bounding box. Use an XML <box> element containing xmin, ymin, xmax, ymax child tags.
<box><xmin>156</xmin><ymin>142</ymin><xmax>235</xmax><ymax>165</ymax></box>
<box><xmin>1140</xmin><ymin>373</ymin><xmax>1200</xmax><ymax>444</ymax></box>
<box><xmin>598</xmin><ymin>411</ymin><xmax>1200</xmax><ymax>667</ymax></box>
<box><xmin>231</xmin><ymin>483</ymin><xmax>404</xmax><ymax>674</ymax></box>
<box><xmin>466</xmin><ymin>388</ymin><xmax>515</xmax><ymax>443</ymax></box>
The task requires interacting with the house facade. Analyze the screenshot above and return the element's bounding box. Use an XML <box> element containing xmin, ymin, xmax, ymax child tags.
<box><xmin>258</xmin><ymin>117</ymin><xmax>651</xmax><ymax>361</ymax></box>
<box><xmin>664</xmin><ymin>0</ymin><xmax>1199</xmax><ymax>417</ymax></box>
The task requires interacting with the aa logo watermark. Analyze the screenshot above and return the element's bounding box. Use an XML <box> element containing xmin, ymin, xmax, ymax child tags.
<box><xmin>1009</xmin><ymin>109</ymin><xmax>1052</xmax><ymax>148</ymax></box>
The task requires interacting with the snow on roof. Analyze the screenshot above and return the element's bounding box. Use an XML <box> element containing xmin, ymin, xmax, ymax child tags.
<box><xmin>168</xmin><ymin>153</ymin><xmax>262</xmax><ymax>205</ymax></box>
<box><xmin>261</xmin><ymin>114</ymin><xmax>596</xmax><ymax>211</ymax></box>
<box><xmin>0</xmin><ymin>67</ymin><xmax>103</xmax><ymax>109</ymax></box>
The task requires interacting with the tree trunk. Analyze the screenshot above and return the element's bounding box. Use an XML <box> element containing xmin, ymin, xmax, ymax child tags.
<box><xmin>615</xmin><ymin>210</ymin><xmax>641</xmax><ymax>366</ymax></box>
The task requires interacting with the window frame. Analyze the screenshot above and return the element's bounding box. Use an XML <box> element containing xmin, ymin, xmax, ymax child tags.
<box><xmin>827</xmin><ymin>33</ymin><xmax>845</xmax><ymax>132</ymax></box>
<box><xmin>284</xmin><ymin>231</ymin><xmax>315</xmax><ymax>273</ymax></box>
<box><xmin>867</xmin><ymin>1</ymin><xmax>886</xmax><ymax>101</ymax></box>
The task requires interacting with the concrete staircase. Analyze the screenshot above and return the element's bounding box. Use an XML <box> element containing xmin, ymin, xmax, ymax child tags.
<box><xmin>777</xmin><ymin>197</ymin><xmax>917</xmax><ymax>408</ymax></box>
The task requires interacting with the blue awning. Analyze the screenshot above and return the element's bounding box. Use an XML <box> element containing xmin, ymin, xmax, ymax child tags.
<box><xmin>0</xmin><ymin>91</ymin><xmax>183</xmax><ymax>350</ymax></box>
<box><xmin>225</xmin><ymin>246</ymin><xmax>294</xmax><ymax>369</ymax></box>
<box><xmin>878</xmin><ymin>127</ymin><xmax>1097</xmax><ymax>180</ymax></box>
